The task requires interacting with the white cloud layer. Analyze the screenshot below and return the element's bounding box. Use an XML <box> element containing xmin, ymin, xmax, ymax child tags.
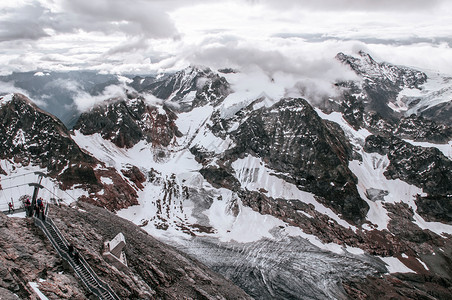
<box><xmin>0</xmin><ymin>0</ymin><xmax>451</xmax><ymax>78</ymax></box>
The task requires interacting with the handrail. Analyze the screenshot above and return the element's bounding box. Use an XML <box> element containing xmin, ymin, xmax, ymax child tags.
<box><xmin>34</xmin><ymin>217</ymin><xmax>119</xmax><ymax>300</ymax></box>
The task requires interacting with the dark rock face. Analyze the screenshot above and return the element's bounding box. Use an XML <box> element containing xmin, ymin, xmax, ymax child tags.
<box><xmin>74</xmin><ymin>95</ymin><xmax>182</xmax><ymax>148</ymax></box>
<box><xmin>343</xmin><ymin>273</ymin><xmax>452</xmax><ymax>300</ymax></box>
<box><xmin>364</xmin><ymin>135</ymin><xmax>452</xmax><ymax>195</ymax></box>
<box><xmin>394</xmin><ymin>114</ymin><xmax>452</xmax><ymax>143</ymax></box>
<box><xmin>416</xmin><ymin>194</ymin><xmax>452</xmax><ymax>223</ymax></box>
<box><xmin>421</xmin><ymin>101</ymin><xmax>452</xmax><ymax>125</ymax></box>
<box><xmin>225</xmin><ymin>98</ymin><xmax>368</xmax><ymax>224</ymax></box>
<box><xmin>364</xmin><ymin>135</ymin><xmax>452</xmax><ymax>223</ymax></box>
<box><xmin>49</xmin><ymin>202</ymin><xmax>251</xmax><ymax>299</ymax></box>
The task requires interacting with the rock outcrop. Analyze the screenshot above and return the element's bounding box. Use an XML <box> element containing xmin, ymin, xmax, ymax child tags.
<box><xmin>0</xmin><ymin>212</ymin><xmax>87</xmax><ymax>299</ymax></box>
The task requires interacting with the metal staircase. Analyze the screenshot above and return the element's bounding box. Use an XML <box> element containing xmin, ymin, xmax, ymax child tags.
<box><xmin>34</xmin><ymin>215</ymin><xmax>119</xmax><ymax>300</ymax></box>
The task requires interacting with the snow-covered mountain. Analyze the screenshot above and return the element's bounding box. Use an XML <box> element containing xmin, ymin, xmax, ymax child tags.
<box><xmin>0</xmin><ymin>93</ymin><xmax>141</xmax><ymax>211</ymax></box>
<box><xmin>1</xmin><ymin>51</ymin><xmax>451</xmax><ymax>299</ymax></box>
<box><xmin>334</xmin><ymin>51</ymin><xmax>452</xmax><ymax>131</ymax></box>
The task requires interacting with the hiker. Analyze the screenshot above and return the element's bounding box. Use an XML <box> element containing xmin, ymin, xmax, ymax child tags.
<box><xmin>73</xmin><ymin>250</ymin><xmax>80</xmax><ymax>262</ymax></box>
<box><xmin>34</xmin><ymin>204</ymin><xmax>39</xmax><ymax>217</ymax></box>
<box><xmin>68</xmin><ymin>243</ymin><xmax>74</xmax><ymax>255</ymax></box>
<box><xmin>25</xmin><ymin>198</ymin><xmax>31</xmax><ymax>217</ymax></box>
<box><xmin>8</xmin><ymin>202</ymin><xmax>14</xmax><ymax>214</ymax></box>
<box><xmin>37</xmin><ymin>197</ymin><xmax>43</xmax><ymax>209</ymax></box>
<box><xmin>40</xmin><ymin>206</ymin><xmax>45</xmax><ymax>222</ymax></box>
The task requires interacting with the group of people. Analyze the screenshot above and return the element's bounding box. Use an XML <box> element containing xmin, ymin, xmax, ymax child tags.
<box><xmin>23</xmin><ymin>197</ymin><xmax>46</xmax><ymax>220</ymax></box>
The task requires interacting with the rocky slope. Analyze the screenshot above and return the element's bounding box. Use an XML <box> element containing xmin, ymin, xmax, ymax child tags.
<box><xmin>0</xmin><ymin>212</ymin><xmax>88</xmax><ymax>299</ymax></box>
<box><xmin>0</xmin><ymin>203</ymin><xmax>251</xmax><ymax>299</ymax></box>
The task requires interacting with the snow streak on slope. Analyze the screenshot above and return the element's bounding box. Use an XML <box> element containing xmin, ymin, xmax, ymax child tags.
<box><xmin>315</xmin><ymin>108</ymin><xmax>452</xmax><ymax>236</ymax></box>
<box><xmin>231</xmin><ymin>154</ymin><xmax>357</xmax><ymax>230</ymax></box>
<box><xmin>349</xmin><ymin>152</ymin><xmax>452</xmax><ymax>236</ymax></box>
<box><xmin>403</xmin><ymin>139</ymin><xmax>452</xmax><ymax>160</ymax></box>
<box><xmin>314</xmin><ymin>108</ymin><xmax>371</xmax><ymax>149</ymax></box>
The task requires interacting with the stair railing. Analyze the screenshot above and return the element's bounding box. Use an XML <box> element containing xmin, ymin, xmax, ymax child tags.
<box><xmin>34</xmin><ymin>216</ymin><xmax>119</xmax><ymax>300</ymax></box>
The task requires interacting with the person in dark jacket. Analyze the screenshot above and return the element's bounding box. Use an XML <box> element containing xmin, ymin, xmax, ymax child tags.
<box><xmin>73</xmin><ymin>251</ymin><xmax>80</xmax><ymax>262</ymax></box>
<box><xmin>25</xmin><ymin>198</ymin><xmax>31</xmax><ymax>216</ymax></box>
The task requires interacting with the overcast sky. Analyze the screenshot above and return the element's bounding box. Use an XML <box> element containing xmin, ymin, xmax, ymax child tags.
<box><xmin>1</xmin><ymin>0</ymin><xmax>451</xmax><ymax>76</ymax></box>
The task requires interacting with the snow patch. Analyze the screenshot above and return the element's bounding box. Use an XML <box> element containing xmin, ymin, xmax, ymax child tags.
<box><xmin>349</xmin><ymin>152</ymin><xmax>452</xmax><ymax>236</ymax></box>
<box><xmin>345</xmin><ymin>246</ymin><xmax>365</xmax><ymax>255</ymax></box>
<box><xmin>13</xmin><ymin>129</ymin><xmax>26</xmax><ymax>146</ymax></box>
<box><xmin>101</xmin><ymin>176</ymin><xmax>114</xmax><ymax>185</ymax></box>
<box><xmin>29</xmin><ymin>282</ymin><xmax>49</xmax><ymax>300</ymax></box>
<box><xmin>205</xmin><ymin>190</ymin><xmax>283</xmax><ymax>243</ymax></box>
<box><xmin>0</xmin><ymin>93</ymin><xmax>13</xmax><ymax>105</ymax></box>
<box><xmin>33</xmin><ymin>72</ymin><xmax>50</xmax><ymax>76</ymax></box>
<box><xmin>232</xmin><ymin>155</ymin><xmax>357</xmax><ymax>230</ymax></box>
<box><xmin>379</xmin><ymin>257</ymin><xmax>415</xmax><ymax>274</ymax></box>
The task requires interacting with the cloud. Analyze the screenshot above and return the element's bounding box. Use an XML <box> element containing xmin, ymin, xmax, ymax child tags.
<box><xmin>186</xmin><ymin>38</ymin><xmax>364</xmax><ymax>104</ymax></box>
<box><xmin>73</xmin><ymin>84</ymin><xmax>126</xmax><ymax>112</ymax></box>
<box><xmin>0</xmin><ymin>81</ymin><xmax>47</xmax><ymax>107</ymax></box>
<box><xmin>0</xmin><ymin>0</ymin><xmax>180</xmax><ymax>44</ymax></box>
<box><xmin>0</xmin><ymin>0</ymin><xmax>450</xmax><ymax>77</ymax></box>
<box><xmin>245</xmin><ymin>0</ymin><xmax>445</xmax><ymax>11</ymax></box>
<box><xmin>0</xmin><ymin>81</ymin><xmax>31</xmax><ymax>97</ymax></box>
<box><xmin>0</xmin><ymin>2</ymin><xmax>50</xmax><ymax>42</ymax></box>
<box><xmin>58</xmin><ymin>0</ymin><xmax>179</xmax><ymax>39</ymax></box>
<box><xmin>188</xmin><ymin>40</ymin><xmax>359</xmax><ymax>81</ymax></box>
